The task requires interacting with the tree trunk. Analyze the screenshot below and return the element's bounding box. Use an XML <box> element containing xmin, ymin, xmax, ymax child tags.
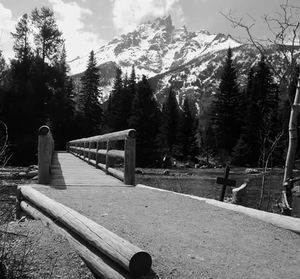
<box><xmin>282</xmin><ymin>74</ymin><xmax>300</xmax><ymax>215</ymax></box>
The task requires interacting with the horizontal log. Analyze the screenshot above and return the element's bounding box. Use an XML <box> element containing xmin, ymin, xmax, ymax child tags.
<box><xmin>108</xmin><ymin>168</ymin><xmax>124</xmax><ymax>181</ymax></box>
<box><xmin>89</xmin><ymin>148</ymin><xmax>107</xmax><ymax>156</ymax></box>
<box><xmin>21</xmin><ymin>201</ymin><xmax>130</xmax><ymax>279</ymax></box>
<box><xmin>19</xmin><ymin>186</ymin><xmax>151</xmax><ymax>276</ymax></box>
<box><xmin>108</xmin><ymin>150</ymin><xmax>125</xmax><ymax>159</ymax></box>
<box><xmin>97</xmin><ymin>163</ymin><xmax>106</xmax><ymax>172</ymax></box>
<box><xmin>88</xmin><ymin>160</ymin><xmax>106</xmax><ymax>172</ymax></box>
<box><xmin>69</xmin><ymin>129</ymin><xmax>136</xmax><ymax>145</ymax></box>
<box><xmin>70</xmin><ymin>146</ymin><xmax>84</xmax><ymax>152</ymax></box>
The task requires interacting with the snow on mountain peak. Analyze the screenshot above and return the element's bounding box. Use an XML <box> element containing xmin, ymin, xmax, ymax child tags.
<box><xmin>69</xmin><ymin>15</ymin><xmax>241</xmax><ymax>76</ymax></box>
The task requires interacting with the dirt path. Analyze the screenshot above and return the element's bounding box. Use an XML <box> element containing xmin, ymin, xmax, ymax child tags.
<box><xmin>32</xmin><ymin>183</ymin><xmax>300</xmax><ymax>279</ymax></box>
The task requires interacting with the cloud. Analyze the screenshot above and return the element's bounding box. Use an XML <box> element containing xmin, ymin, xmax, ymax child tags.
<box><xmin>0</xmin><ymin>3</ymin><xmax>16</xmax><ymax>61</ymax></box>
<box><xmin>110</xmin><ymin>0</ymin><xmax>185</xmax><ymax>33</ymax></box>
<box><xmin>48</xmin><ymin>0</ymin><xmax>105</xmax><ymax>62</ymax></box>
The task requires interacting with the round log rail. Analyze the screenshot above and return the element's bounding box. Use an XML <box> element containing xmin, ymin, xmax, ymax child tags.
<box><xmin>19</xmin><ymin>186</ymin><xmax>151</xmax><ymax>277</ymax></box>
<box><xmin>21</xmin><ymin>201</ymin><xmax>130</xmax><ymax>279</ymax></box>
<box><xmin>69</xmin><ymin>129</ymin><xmax>136</xmax><ymax>145</ymax></box>
<box><xmin>68</xmin><ymin>129</ymin><xmax>136</xmax><ymax>185</ymax></box>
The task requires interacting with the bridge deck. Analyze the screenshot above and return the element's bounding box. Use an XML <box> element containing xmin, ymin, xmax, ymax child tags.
<box><xmin>31</xmin><ymin>151</ymin><xmax>300</xmax><ymax>279</ymax></box>
<box><xmin>50</xmin><ymin>151</ymin><xmax>124</xmax><ymax>188</ymax></box>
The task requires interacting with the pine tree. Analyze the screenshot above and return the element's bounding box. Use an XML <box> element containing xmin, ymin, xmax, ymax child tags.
<box><xmin>179</xmin><ymin>96</ymin><xmax>198</xmax><ymax>160</ymax></box>
<box><xmin>128</xmin><ymin>75</ymin><xmax>161</xmax><ymax>167</ymax></box>
<box><xmin>197</xmin><ymin>106</ymin><xmax>215</xmax><ymax>164</ymax></box>
<box><xmin>233</xmin><ymin>57</ymin><xmax>279</xmax><ymax>166</ymax></box>
<box><xmin>0</xmin><ymin>50</ymin><xmax>6</xmax><ymax>83</ymax></box>
<box><xmin>50</xmin><ymin>45</ymin><xmax>76</xmax><ymax>149</ymax></box>
<box><xmin>11</xmin><ymin>13</ymin><xmax>32</xmax><ymax>63</ymax></box>
<box><xmin>105</xmin><ymin>66</ymin><xmax>136</xmax><ymax>132</ymax></box>
<box><xmin>31</xmin><ymin>7</ymin><xmax>63</xmax><ymax>63</ymax></box>
<box><xmin>79</xmin><ymin>50</ymin><xmax>102</xmax><ymax>136</ymax></box>
<box><xmin>211</xmin><ymin>47</ymin><xmax>241</xmax><ymax>161</ymax></box>
<box><xmin>126</xmin><ymin>65</ymin><xmax>137</xmax><ymax>125</ymax></box>
<box><xmin>105</xmin><ymin>67</ymin><xmax>124</xmax><ymax>131</ymax></box>
<box><xmin>160</xmin><ymin>88</ymin><xmax>180</xmax><ymax>156</ymax></box>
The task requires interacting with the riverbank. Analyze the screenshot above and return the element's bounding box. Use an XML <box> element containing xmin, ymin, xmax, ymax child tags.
<box><xmin>136</xmin><ymin>167</ymin><xmax>300</xmax><ymax>218</ymax></box>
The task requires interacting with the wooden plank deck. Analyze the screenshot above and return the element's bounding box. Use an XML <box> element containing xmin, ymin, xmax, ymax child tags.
<box><xmin>50</xmin><ymin>151</ymin><xmax>125</xmax><ymax>188</ymax></box>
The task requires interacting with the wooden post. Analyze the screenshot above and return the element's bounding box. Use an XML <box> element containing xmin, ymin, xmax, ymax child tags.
<box><xmin>15</xmin><ymin>187</ymin><xmax>23</xmax><ymax>219</ymax></box>
<box><xmin>96</xmin><ymin>141</ymin><xmax>99</xmax><ymax>167</ymax></box>
<box><xmin>38</xmin><ymin>125</ymin><xmax>53</xmax><ymax>184</ymax></box>
<box><xmin>81</xmin><ymin>142</ymin><xmax>84</xmax><ymax>157</ymax></box>
<box><xmin>216</xmin><ymin>165</ymin><xmax>236</xmax><ymax>201</ymax></box>
<box><xmin>124</xmin><ymin>137</ymin><xmax>136</xmax><ymax>185</ymax></box>
<box><xmin>83</xmin><ymin>141</ymin><xmax>87</xmax><ymax>160</ymax></box>
<box><xmin>106</xmin><ymin>140</ymin><xmax>111</xmax><ymax>174</ymax></box>
<box><xmin>88</xmin><ymin>141</ymin><xmax>91</xmax><ymax>162</ymax></box>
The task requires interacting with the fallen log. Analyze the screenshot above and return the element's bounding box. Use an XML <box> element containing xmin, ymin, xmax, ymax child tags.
<box><xmin>20</xmin><ymin>200</ymin><xmax>130</xmax><ymax>279</ymax></box>
<box><xmin>18</xmin><ymin>186</ymin><xmax>151</xmax><ymax>277</ymax></box>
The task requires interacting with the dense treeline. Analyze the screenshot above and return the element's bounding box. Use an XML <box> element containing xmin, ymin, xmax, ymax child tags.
<box><xmin>0</xmin><ymin>6</ymin><xmax>295</xmax><ymax>167</ymax></box>
<box><xmin>105</xmin><ymin>48</ymin><xmax>291</xmax><ymax>168</ymax></box>
<box><xmin>0</xmin><ymin>7</ymin><xmax>95</xmax><ymax>164</ymax></box>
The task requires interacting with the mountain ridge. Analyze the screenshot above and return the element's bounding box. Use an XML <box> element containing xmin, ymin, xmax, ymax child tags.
<box><xmin>70</xmin><ymin>15</ymin><xmax>241</xmax><ymax>77</ymax></box>
<box><xmin>70</xmin><ymin>15</ymin><xmax>273</xmax><ymax>108</ymax></box>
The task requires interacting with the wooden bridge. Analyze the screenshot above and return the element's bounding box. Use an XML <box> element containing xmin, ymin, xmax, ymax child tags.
<box><xmin>17</xmin><ymin>126</ymin><xmax>300</xmax><ymax>279</ymax></box>
<box><xmin>38</xmin><ymin>125</ymin><xmax>136</xmax><ymax>187</ymax></box>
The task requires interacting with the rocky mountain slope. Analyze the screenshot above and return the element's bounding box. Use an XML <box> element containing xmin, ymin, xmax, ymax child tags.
<box><xmin>70</xmin><ymin>15</ymin><xmax>285</xmax><ymax>109</ymax></box>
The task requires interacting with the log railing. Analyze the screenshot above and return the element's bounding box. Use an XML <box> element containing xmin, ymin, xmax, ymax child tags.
<box><xmin>67</xmin><ymin>129</ymin><xmax>136</xmax><ymax>185</ymax></box>
<box><xmin>38</xmin><ymin>125</ymin><xmax>54</xmax><ymax>184</ymax></box>
<box><xmin>18</xmin><ymin>186</ymin><xmax>152</xmax><ymax>277</ymax></box>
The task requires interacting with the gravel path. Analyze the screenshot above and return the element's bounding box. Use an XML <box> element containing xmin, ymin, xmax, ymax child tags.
<box><xmin>31</xmin><ymin>183</ymin><xmax>300</xmax><ymax>279</ymax></box>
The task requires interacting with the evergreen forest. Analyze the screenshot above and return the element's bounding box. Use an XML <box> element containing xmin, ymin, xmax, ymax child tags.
<box><xmin>0</xmin><ymin>7</ymin><xmax>297</xmax><ymax>168</ymax></box>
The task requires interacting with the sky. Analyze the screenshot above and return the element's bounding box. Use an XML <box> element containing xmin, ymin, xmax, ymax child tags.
<box><xmin>0</xmin><ymin>0</ymin><xmax>299</xmax><ymax>62</ymax></box>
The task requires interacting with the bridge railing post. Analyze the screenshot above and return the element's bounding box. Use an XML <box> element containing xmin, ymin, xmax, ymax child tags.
<box><xmin>38</xmin><ymin>125</ymin><xmax>54</xmax><ymax>184</ymax></box>
<box><xmin>105</xmin><ymin>140</ymin><xmax>111</xmax><ymax>174</ymax></box>
<box><xmin>124</xmin><ymin>135</ymin><xmax>136</xmax><ymax>185</ymax></box>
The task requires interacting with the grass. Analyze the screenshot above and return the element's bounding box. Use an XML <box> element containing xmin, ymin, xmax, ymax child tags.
<box><xmin>0</xmin><ymin>168</ymin><xmax>39</xmax><ymax>279</ymax></box>
<box><xmin>136</xmin><ymin>167</ymin><xmax>300</xmax><ymax>217</ymax></box>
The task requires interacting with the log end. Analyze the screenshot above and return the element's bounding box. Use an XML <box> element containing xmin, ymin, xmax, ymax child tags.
<box><xmin>129</xmin><ymin>251</ymin><xmax>152</xmax><ymax>277</ymax></box>
<box><xmin>128</xmin><ymin>129</ymin><xmax>136</xmax><ymax>139</ymax></box>
<box><xmin>39</xmin><ymin>125</ymin><xmax>50</xmax><ymax>136</ymax></box>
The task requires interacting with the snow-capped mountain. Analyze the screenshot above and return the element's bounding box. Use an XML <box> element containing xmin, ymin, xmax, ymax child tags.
<box><xmin>70</xmin><ymin>15</ymin><xmax>282</xmax><ymax>107</ymax></box>
<box><xmin>70</xmin><ymin>15</ymin><xmax>240</xmax><ymax>78</ymax></box>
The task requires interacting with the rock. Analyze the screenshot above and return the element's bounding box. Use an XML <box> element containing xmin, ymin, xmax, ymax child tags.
<box><xmin>232</xmin><ymin>181</ymin><xmax>248</xmax><ymax>206</ymax></box>
<box><xmin>292</xmin><ymin>185</ymin><xmax>300</xmax><ymax>197</ymax></box>
<box><xmin>28</xmin><ymin>165</ymin><xmax>38</xmax><ymax>170</ymax></box>
<box><xmin>135</xmin><ymin>169</ymin><xmax>144</xmax><ymax>174</ymax></box>
<box><xmin>18</xmin><ymin>171</ymin><xmax>27</xmax><ymax>177</ymax></box>
<box><xmin>163</xmin><ymin>170</ymin><xmax>170</xmax><ymax>175</ymax></box>
<box><xmin>245</xmin><ymin>168</ymin><xmax>260</xmax><ymax>174</ymax></box>
<box><xmin>18</xmin><ymin>216</ymin><xmax>26</xmax><ymax>223</ymax></box>
<box><xmin>27</xmin><ymin>170</ymin><xmax>38</xmax><ymax>178</ymax></box>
